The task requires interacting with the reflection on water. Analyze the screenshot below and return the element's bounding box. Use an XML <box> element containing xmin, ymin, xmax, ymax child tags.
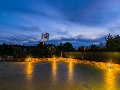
<box><xmin>52</xmin><ymin>60</ymin><xmax>57</xmax><ymax>83</ymax></box>
<box><xmin>68</xmin><ymin>61</ymin><xmax>73</xmax><ymax>83</ymax></box>
<box><xmin>26</xmin><ymin>62</ymin><xmax>33</xmax><ymax>80</ymax></box>
<box><xmin>1</xmin><ymin>61</ymin><xmax>120</xmax><ymax>90</ymax></box>
<box><xmin>105</xmin><ymin>68</ymin><xmax>116</xmax><ymax>90</ymax></box>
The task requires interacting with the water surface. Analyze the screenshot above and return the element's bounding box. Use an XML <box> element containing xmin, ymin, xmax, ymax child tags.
<box><xmin>0</xmin><ymin>61</ymin><xmax>120</xmax><ymax>90</ymax></box>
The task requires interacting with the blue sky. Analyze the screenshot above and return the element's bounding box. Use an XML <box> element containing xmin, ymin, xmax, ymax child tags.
<box><xmin>0</xmin><ymin>0</ymin><xmax>120</xmax><ymax>47</ymax></box>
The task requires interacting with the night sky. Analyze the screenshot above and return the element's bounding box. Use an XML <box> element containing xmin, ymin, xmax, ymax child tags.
<box><xmin>0</xmin><ymin>0</ymin><xmax>120</xmax><ymax>47</ymax></box>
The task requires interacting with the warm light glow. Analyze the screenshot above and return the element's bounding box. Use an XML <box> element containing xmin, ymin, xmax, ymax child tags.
<box><xmin>105</xmin><ymin>68</ymin><xmax>116</xmax><ymax>90</ymax></box>
<box><xmin>108</xmin><ymin>62</ymin><xmax>113</xmax><ymax>68</ymax></box>
<box><xmin>26</xmin><ymin>62</ymin><xmax>33</xmax><ymax>80</ymax></box>
<box><xmin>52</xmin><ymin>61</ymin><xmax>57</xmax><ymax>83</ymax></box>
<box><xmin>68</xmin><ymin>61</ymin><xmax>73</xmax><ymax>83</ymax></box>
<box><xmin>109</xmin><ymin>68</ymin><xmax>112</xmax><ymax>72</ymax></box>
<box><xmin>25</xmin><ymin>56</ymin><xmax>31</xmax><ymax>62</ymax></box>
<box><xmin>28</xmin><ymin>57</ymin><xmax>31</xmax><ymax>62</ymax></box>
<box><xmin>69</xmin><ymin>61</ymin><xmax>73</xmax><ymax>74</ymax></box>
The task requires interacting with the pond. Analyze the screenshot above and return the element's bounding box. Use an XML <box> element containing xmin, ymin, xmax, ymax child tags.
<box><xmin>0</xmin><ymin>61</ymin><xmax>120</xmax><ymax>90</ymax></box>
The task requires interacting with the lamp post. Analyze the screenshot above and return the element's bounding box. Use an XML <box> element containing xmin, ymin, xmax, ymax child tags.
<box><xmin>41</xmin><ymin>33</ymin><xmax>49</xmax><ymax>58</ymax></box>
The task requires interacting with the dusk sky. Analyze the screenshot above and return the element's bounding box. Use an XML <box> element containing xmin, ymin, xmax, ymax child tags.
<box><xmin>1</xmin><ymin>0</ymin><xmax>120</xmax><ymax>47</ymax></box>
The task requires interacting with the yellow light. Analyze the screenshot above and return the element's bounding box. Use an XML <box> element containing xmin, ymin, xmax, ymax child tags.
<box><xmin>68</xmin><ymin>61</ymin><xmax>73</xmax><ymax>83</ymax></box>
<box><xmin>28</xmin><ymin>57</ymin><xmax>31</xmax><ymax>62</ymax></box>
<box><xmin>69</xmin><ymin>61</ymin><xmax>72</xmax><ymax>73</ymax></box>
<box><xmin>52</xmin><ymin>60</ymin><xmax>57</xmax><ymax>83</ymax></box>
<box><xmin>26</xmin><ymin>62</ymin><xmax>33</xmax><ymax>80</ymax></box>
<box><xmin>108</xmin><ymin>62</ymin><xmax>113</xmax><ymax>68</ymax></box>
<box><xmin>109</xmin><ymin>68</ymin><xmax>112</xmax><ymax>72</ymax></box>
<box><xmin>69</xmin><ymin>58</ymin><xmax>72</xmax><ymax>62</ymax></box>
<box><xmin>25</xmin><ymin>56</ymin><xmax>31</xmax><ymax>62</ymax></box>
<box><xmin>104</xmin><ymin>68</ymin><xmax>116</xmax><ymax>90</ymax></box>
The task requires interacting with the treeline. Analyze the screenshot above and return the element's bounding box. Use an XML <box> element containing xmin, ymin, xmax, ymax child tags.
<box><xmin>0</xmin><ymin>34</ymin><xmax>120</xmax><ymax>58</ymax></box>
<box><xmin>0</xmin><ymin>42</ymin><xmax>74</xmax><ymax>58</ymax></box>
<box><xmin>78</xmin><ymin>33</ymin><xmax>120</xmax><ymax>52</ymax></box>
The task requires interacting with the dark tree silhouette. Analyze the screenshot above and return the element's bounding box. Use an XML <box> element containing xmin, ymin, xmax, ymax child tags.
<box><xmin>105</xmin><ymin>33</ymin><xmax>120</xmax><ymax>51</ymax></box>
<box><xmin>47</xmin><ymin>45</ymin><xmax>56</xmax><ymax>57</ymax></box>
<box><xmin>89</xmin><ymin>44</ymin><xmax>99</xmax><ymax>52</ymax></box>
<box><xmin>78</xmin><ymin>46</ymin><xmax>84</xmax><ymax>52</ymax></box>
<box><xmin>62</xmin><ymin>42</ymin><xmax>74</xmax><ymax>52</ymax></box>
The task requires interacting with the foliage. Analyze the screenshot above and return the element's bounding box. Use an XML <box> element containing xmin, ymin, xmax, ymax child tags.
<box><xmin>47</xmin><ymin>45</ymin><xmax>56</xmax><ymax>57</ymax></box>
<box><xmin>105</xmin><ymin>33</ymin><xmax>120</xmax><ymax>51</ymax></box>
<box><xmin>63</xmin><ymin>52</ymin><xmax>120</xmax><ymax>64</ymax></box>
<box><xmin>89</xmin><ymin>44</ymin><xmax>100</xmax><ymax>52</ymax></box>
<box><xmin>0</xmin><ymin>43</ymin><xmax>13</xmax><ymax>56</ymax></box>
<box><xmin>78</xmin><ymin>46</ymin><xmax>84</xmax><ymax>52</ymax></box>
<box><xmin>62</xmin><ymin>42</ymin><xmax>74</xmax><ymax>52</ymax></box>
<box><xmin>1</xmin><ymin>33</ymin><xmax>120</xmax><ymax>59</ymax></box>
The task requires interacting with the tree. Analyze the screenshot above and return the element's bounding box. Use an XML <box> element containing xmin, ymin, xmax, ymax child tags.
<box><xmin>12</xmin><ymin>45</ymin><xmax>23</xmax><ymax>57</ymax></box>
<box><xmin>105</xmin><ymin>34</ymin><xmax>120</xmax><ymax>51</ymax></box>
<box><xmin>89</xmin><ymin>44</ymin><xmax>99</xmax><ymax>52</ymax></box>
<box><xmin>62</xmin><ymin>42</ymin><xmax>74</xmax><ymax>52</ymax></box>
<box><xmin>37</xmin><ymin>42</ymin><xmax>45</xmax><ymax>57</ymax></box>
<box><xmin>78</xmin><ymin>46</ymin><xmax>84</xmax><ymax>52</ymax></box>
<box><xmin>56</xmin><ymin>42</ymin><xmax>63</xmax><ymax>57</ymax></box>
<box><xmin>47</xmin><ymin>45</ymin><xmax>56</xmax><ymax>57</ymax></box>
<box><xmin>0</xmin><ymin>43</ymin><xmax>13</xmax><ymax>56</ymax></box>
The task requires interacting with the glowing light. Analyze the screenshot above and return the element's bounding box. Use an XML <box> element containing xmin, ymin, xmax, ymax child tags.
<box><xmin>69</xmin><ymin>58</ymin><xmax>72</xmax><ymax>62</ymax></box>
<box><xmin>108</xmin><ymin>62</ymin><xmax>113</xmax><ymax>68</ymax></box>
<box><xmin>25</xmin><ymin>56</ymin><xmax>31</xmax><ymax>62</ymax></box>
<box><xmin>26</xmin><ymin>62</ymin><xmax>33</xmax><ymax>80</ymax></box>
<box><xmin>28</xmin><ymin>57</ymin><xmax>31</xmax><ymax>62</ymax></box>
<box><xmin>109</xmin><ymin>68</ymin><xmax>112</xmax><ymax>72</ymax></box>
<box><xmin>104</xmin><ymin>68</ymin><xmax>116</xmax><ymax>90</ymax></box>
<box><xmin>68</xmin><ymin>61</ymin><xmax>73</xmax><ymax>83</ymax></box>
<box><xmin>69</xmin><ymin>61</ymin><xmax>73</xmax><ymax>74</ymax></box>
<box><xmin>52</xmin><ymin>60</ymin><xmax>57</xmax><ymax>83</ymax></box>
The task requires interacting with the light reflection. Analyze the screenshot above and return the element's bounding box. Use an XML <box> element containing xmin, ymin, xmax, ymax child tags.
<box><xmin>108</xmin><ymin>60</ymin><xmax>113</xmax><ymax>68</ymax></box>
<box><xmin>25</xmin><ymin>57</ymin><xmax>31</xmax><ymax>62</ymax></box>
<box><xmin>68</xmin><ymin>61</ymin><xmax>73</xmax><ymax>83</ymax></box>
<box><xmin>28</xmin><ymin>57</ymin><xmax>31</xmax><ymax>62</ymax></box>
<box><xmin>105</xmin><ymin>68</ymin><xmax>116</xmax><ymax>90</ymax></box>
<box><xmin>52</xmin><ymin>60</ymin><xmax>57</xmax><ymax>83</ymax></box>
<box><xmin>26</xmin><ymin>62</ymin><xmax>33</xmax><ymax>80</ymax></box>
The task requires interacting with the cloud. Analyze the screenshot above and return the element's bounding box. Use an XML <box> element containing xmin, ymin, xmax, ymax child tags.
<box><xmin>42</xmin><ymin>0</ymin><xmax>120</xmax><ymax>26</ymax></box>
<box><xmin>45</xmin><ymin>36</ymin><xmax>106</xmax><ymax>47</ymax></box>
<box><xmin>0</xmin><ymin>35</ymin><xmax>40</xmax><ymax>45</ymax></box>
<box><xmin>17</xmin><ymin>26</ymin><xmax>41</xmax><ymax>32</ymax></box>
<box><xmin>1</xmin><ymin>0</ymin><xmax>120</xmax><ymax>47</ymax></box>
